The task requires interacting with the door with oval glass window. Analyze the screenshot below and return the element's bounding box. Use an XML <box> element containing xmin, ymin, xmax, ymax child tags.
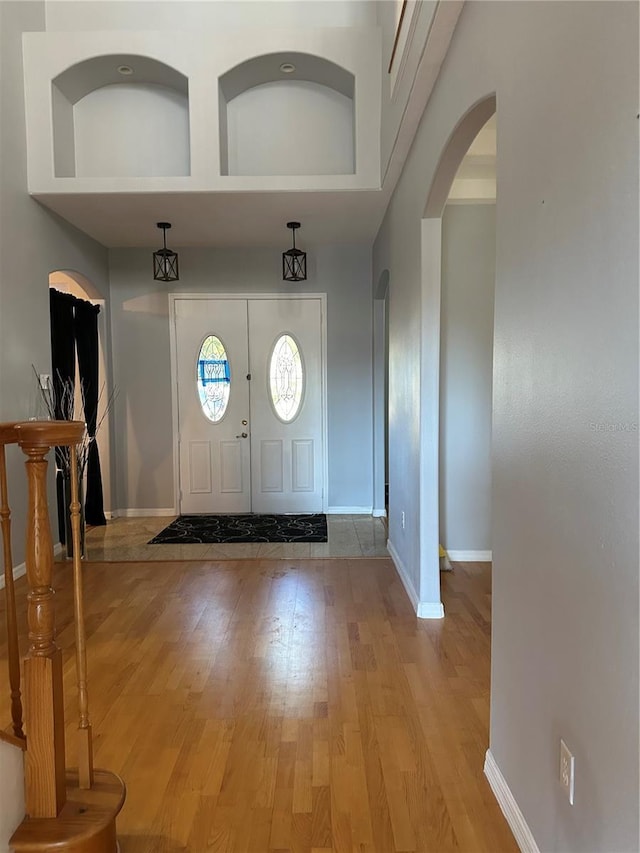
<box><xmin>173</xmin><ymin>296</ymin><xmax>324</xmax><ymax>514</ymax></box>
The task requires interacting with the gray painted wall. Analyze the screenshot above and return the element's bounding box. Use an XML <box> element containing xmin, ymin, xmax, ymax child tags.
<box><xmin>373</xmin><ymin>1</ymin><xmax>638</xmax><ymax>850</ymax></box>
<box><xmin>108</xmin><ymin>245</ymin><xmax>373</xmax><ymax>512</ymax></box>
<box><xmin>439</xmin><ymin>204</ymin><xmax>495</xmax><ymax>552</ymax></box>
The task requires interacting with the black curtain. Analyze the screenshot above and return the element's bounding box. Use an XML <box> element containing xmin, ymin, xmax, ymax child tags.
<box><xmin>74</xmin><ymin>300</ymin><xmax>106</xmax><ymax>526</ymax></box>
<box><xmin>49</xmin><ymin>289</ymin><xmax>77</xmax><ymax>543</ymax></box>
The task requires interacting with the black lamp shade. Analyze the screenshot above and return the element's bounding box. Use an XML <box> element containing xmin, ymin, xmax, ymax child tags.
<box><xmin>153</xmin><ymin>222</ymin><xmax>179</xmax><ymax>281</ymax></box>
<box><xmin>153</xmin><ymin>248</ymin><xmax>179</xmax><ymax>282</ymax></box>
<box><xmin>282</xmin><ymin>247</ymin><xmax>307</xmax><ymax>282</ymax></box>
<box><xmin>282</xmin><ymin>221</ymin><xmax>307</xmax><ymax>282</ymax></box>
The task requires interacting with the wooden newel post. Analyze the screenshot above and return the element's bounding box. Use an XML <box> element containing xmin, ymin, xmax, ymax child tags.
<box><xmin>15</xmin><ymin>420</ymin><xmax>85</xmax><ymax>819</ymax></box>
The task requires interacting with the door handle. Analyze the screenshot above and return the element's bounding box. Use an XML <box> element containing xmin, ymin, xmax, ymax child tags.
<box><xmin>236</xmin><ymin>432</ymin><xmax>248</xmax><ymax>439</ymax></box>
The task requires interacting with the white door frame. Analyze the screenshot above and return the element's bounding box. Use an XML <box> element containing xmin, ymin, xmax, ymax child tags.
<box><xmin>168</xmin><ymin>292</ymin><xmax>328</xmax><ymax>514</ymax></box>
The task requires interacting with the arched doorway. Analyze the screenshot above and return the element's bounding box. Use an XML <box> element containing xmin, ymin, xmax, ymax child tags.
<box><xmin>418</xmin><ymin>95</ymin><xmax>497</xmax><ymax>613</ymax></box>
<box><xmin>48</xmin><ymin>270</ymin><xmax>113</xmax><ymax>521</ymax></box>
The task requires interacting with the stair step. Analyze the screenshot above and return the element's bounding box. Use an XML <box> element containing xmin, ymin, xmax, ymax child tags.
<box><xmin>10</xmin><ymin>769</ymin><xmax>125</xmax><ymax>853</ymax></box>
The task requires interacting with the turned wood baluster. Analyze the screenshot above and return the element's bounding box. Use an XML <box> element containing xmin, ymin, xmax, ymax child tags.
<box><xmin>69</xmin><ymin>447</ymin><xmax>94</xmax><ymax>789</ymax></box>
<box><xmin>0</xmin><ymin>423</ymin><xmax>24</xmax><ymax>742</ymax></box>
<box><xmin>15</xmin><ymin>419</ymin><xmax>85</xmax><ymax>819</ymax></box>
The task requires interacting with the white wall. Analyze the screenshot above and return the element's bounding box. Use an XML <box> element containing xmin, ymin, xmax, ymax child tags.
<box><xmin>0</xmin><ymin>742</ymin><xmax>24</xmax><ymax>853</ymax></box>
<box><xmin>74</xmin><ymin>83</ymin><xmax>190</xmax><ymax>178</ymax></box>
<box><xmin>108</xmin><ymin>244</ymin><xmax>373</xmax><ymax>513</ymax></box>
<box><xmin>44</xmin><ymin>1</ymin><xmax>378</xmax><ymax>32</ymax></box>
<box><xmin>226</xmin><ymin>80</ymin><xmax>354</xmax><ymax>176</ymax></box>
<box><xmin>373</xmin><ymin>1</ymin><xmax>638</xmax><ymax>850</ymax></box>
<box><xmin>439</xmin><ymin>204</ymin><xmax>495</xmax><ymax>552</ymax></box>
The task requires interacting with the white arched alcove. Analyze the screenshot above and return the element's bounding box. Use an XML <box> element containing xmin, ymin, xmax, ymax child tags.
<box><xmin>419</xmin><ymin>95</ymin><xmax>496</xmax><ymax>617</ymax></box>
<box><xmin>219</xmin><ymin>52</ymin><xmax>355</xmax><ymax>177</ymax></box>
<box><xmin>52</xmin><ymin>55</ymin><xmax>190</xmax><ymax>178</ymax></box>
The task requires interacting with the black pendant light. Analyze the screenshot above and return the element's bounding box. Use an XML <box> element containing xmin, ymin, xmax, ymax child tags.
<box><xmin>282</xmin><ymin>221</ymin><xmax>307</xmax><ymax>282</ymax></box>
<box><xmin>153</xmin><ymin>222</ymin><xmax>179</xmax><ymax>282</ymax></box>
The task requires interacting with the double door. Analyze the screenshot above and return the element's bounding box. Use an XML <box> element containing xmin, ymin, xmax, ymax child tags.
<box><xmin>173</xmin><ymin>296</ymin><xmax>324</xmax><ymax>514</ymax></box>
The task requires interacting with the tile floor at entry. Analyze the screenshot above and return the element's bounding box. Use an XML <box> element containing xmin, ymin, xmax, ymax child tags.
<box><xmin>83</xmin><ymin>514</ymin><xmax>388</xmax><ymax>562</ymax></box>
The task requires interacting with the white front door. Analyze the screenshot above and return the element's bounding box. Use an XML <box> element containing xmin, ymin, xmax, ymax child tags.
<box><xmin>173</xmin><ymin>295</ymin><xmax>324</xmax><ymax>514</ymax></box>
<box><xmin>248</xmin><ymin>298</ymin><xmax>323</xmax><ymax>513</ymax></box>
<box><xmin>174</xmin><ymin>298</ymin><xmax>251</xmax><ymax>513</ymax></box>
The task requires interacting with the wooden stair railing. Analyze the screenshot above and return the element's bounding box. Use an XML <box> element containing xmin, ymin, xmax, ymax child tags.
<box><xmin>0</xmin><ymin>420</ymin><xmax>125</xmax><ymax>853</ymax></box>
<box><xmin>0</xmin><ymin>422</ymin><xmax>26</xmax><ymax>750</ymax></box>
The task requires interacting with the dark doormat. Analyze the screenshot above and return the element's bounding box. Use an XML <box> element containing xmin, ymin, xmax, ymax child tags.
<box><xmin>148</xmin><ymin>513</ymin><xmax>328</xmax><ymax>544</ymax></box>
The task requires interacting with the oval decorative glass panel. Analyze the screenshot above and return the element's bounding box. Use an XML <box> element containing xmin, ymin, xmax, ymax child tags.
<box><xmin>269</xmin><ymin>334</ymin><xmax>304</xmax><ymax>422</ymax></box>
<box><xmin>197</xmin><ymin>335</ymin><xmax>231</xmax><ymax>422</ymax></box>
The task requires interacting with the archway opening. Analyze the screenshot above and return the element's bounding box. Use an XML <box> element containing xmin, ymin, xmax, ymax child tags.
<box><xmin>48</xmin><ymin>271</ymin><xmax>113</xmax><ymax>537</ymax></box>
<box><xmin>419</xmin><ymin>95</ymin><xmax>496</xmax><ymax>614</ymax></box>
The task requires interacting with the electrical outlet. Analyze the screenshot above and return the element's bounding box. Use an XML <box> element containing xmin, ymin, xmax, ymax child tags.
<box><xmin>401</xmin><ymin>511</ymin><xmax>405</xmax><ymax>529</ymax></box>
<box><xmin>560</xmin><ymin>739</ymin><xmax>575</xmax><ymax>805</ymax></box>
<box><xmin>39</xmin><ymin>373</ymin><xmax>50</xmax><ymax>390</ymax></box>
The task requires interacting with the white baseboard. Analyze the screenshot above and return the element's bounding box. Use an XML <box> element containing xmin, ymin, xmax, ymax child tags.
<box><xmin>447</xmin><ymin>550</ymin><xmax>492</xmax><ymax>562</ymax></box>
<box><xmin>372</xmin><ymin>508</ymin><xmax>387</xmax><ymax>518</ymax></box>
<box><xmin>117</xmin><ymin>508</ymin><xmax>176</xmax><ymax>518</ymax></box>
<box><xmin>104</xmin><ymin>511</ymin><xmax>117</xmax><ymax>520</ymax></box>
<box><xmin>484</xmin><ymin>750</ymin><xmax>540</xmax><ymax>853</ymax></box>
<box><xmin>326</xmin><ymin>506</ymin><xmax>373</xmax><ymax>515</ymax></box>
<box><xmin>0</xmin><ymin>561</ymin><xmax>25</xmax><ymax>591</ymax></box>
<box><xmin>387</xmin><ymin>539</ymin><xmax>445</xmax><ymax>619</ymax></box>
<box><xmin>0</xmin><ymin>542</ymin><xmax>63</xmax><ymax>590</ymax></box>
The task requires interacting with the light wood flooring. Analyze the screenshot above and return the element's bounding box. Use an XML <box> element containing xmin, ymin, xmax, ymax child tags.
<box><xmin>84</xmin><ymin>515</ymin><xmax>389</xmax><ymax>562</ymax></box>
<box><xmin>1</xmin><ymin>558</ymin><xmax>516</xmax><ymax>852</ymax></box>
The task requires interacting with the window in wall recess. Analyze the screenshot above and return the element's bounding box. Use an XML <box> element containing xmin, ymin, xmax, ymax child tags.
<box><xmin>269</xmin><ymin>334</ymin><xmax>304</xmax><ymax>422</ymax></box>
<box><xmin>197</xmin><ymin>335</ymin><xmax>230</xmax><ymax>422</ymax></box>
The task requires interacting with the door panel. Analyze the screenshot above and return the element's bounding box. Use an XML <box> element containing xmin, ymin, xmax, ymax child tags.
<box><xmin>248</xmin><ymin>299</ymin><xmax>323</xmax><ymax>513</ymax></box>
<box><xmin>175</xmin><ymin>298</ymin><xmax>251</xmax><ymax>513</ymax></box>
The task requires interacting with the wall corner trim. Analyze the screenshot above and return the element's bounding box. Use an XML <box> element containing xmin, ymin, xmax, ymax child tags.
<box><xmin>484</xmin><ymin>749</ymin><xmax>541</xmax><ymax>853</ymax></box>
<box><xmin>416</xmin><ymin>600</ymin><xmax>445</xmax><ymax>619</ymax></box>
<box><xmin>387</xmin><ymin>539</ymin><xmax>445</xmax><ymax>620</ymax></box>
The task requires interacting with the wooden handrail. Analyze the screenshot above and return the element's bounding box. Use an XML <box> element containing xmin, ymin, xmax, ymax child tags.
<box><xmin>15</xmin><ymin>419</ymin><xmax>85</xmax><ymax>819</ymax></box>
<box><xmin>0</xmin><ymin>421</ymin><xmax>25</xmax><ymax>743</ymax></box>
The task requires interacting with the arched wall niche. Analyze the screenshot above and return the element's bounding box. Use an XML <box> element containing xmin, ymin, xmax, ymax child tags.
<box><xmin>219</xmin><ymin>52</ymin><xmax>355</xmax><ymax>177</ymax></box>
<box><xmin>52</xmin><ymin>54</ymin><xmax>190</xmax><ymax>179</ymax></box>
